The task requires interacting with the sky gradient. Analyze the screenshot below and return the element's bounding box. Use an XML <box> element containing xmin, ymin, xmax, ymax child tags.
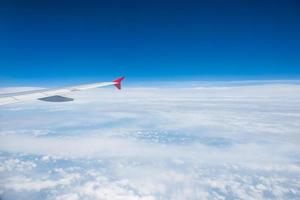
<box><xmin>1</xmin><ymin>0</ymin><xmax>300</xmax><ymax>85</ymax></box>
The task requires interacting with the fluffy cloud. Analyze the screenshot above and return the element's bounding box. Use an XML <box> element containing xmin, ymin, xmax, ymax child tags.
<box><xmin>0</xmin><ymin>82</ymin><xmax>300</xmax><ymax>199</ymax></box>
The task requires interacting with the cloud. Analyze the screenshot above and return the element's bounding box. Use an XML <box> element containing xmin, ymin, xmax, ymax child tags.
<box><xmin>0</xmin><ymin>82</ymin><xmax>300</xmax><ymax>199</ymax></box>
<box><xmin>2</xmin><ymin>173</ymin><xmax>80</xmax><ymax>192</ymax></box>
<box><xmin>0</xmin><ymin>159</ymin><xmax>36</xmax><ymax>172</ymax></box>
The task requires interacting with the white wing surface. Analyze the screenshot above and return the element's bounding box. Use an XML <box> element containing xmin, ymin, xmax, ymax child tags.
<box><xmin>0</xmin><ymin>77</ymin><xmax>125</xmax><ymax>106</ymax></box>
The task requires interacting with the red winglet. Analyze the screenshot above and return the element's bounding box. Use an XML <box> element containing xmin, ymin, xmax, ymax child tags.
<box><xmin>113</xmin><ymin>76</ymin><xmax>125</xmax><ymax>90</ymax></box>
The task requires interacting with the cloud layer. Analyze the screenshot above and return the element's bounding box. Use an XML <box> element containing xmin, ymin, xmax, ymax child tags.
<box><xmin>0</xmin><ymin>83</ymin><xmax>300</xmax><ymax>199</ymax></box>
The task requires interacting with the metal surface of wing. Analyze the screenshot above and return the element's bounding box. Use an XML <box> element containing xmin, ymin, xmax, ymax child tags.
<box><xmin>0</xmin><ymin>77</ymin><xmax>125</xmax><ymax>105</ymax></box>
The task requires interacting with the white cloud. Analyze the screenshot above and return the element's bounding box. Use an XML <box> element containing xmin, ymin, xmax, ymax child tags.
<box><xmin>0</xmin><ymin>159</ymin><xmax>36</xmax><ymax>172</ymax></box>
<box><xmin>1</xmin><ymin>171</ymin><xmax>80</xmax><ymax>192</ymax></box>
<box><xmin>0</xmin><ymin>83</ymin><xmax>300</xmax><ymax>199</ymax></box>
<box><xmin>55</xmin><ymin>193</ymin><xmax>79</xmax><ymax>200</ymax></box>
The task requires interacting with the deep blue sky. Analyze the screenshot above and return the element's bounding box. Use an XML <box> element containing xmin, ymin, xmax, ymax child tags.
<box><xmin>0</xmin><ymin>0</ymin><xmax>300</xmax><ymax>85</ymax></box>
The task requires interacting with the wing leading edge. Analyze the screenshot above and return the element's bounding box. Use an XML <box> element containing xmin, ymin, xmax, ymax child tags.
<box><xmin>0</xmin><ymin>77</ymin><xmax>125</xmax><ymax>106</ymax></box>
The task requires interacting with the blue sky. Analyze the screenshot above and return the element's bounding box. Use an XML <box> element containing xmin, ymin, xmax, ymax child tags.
<box><xmin>0</xmin><ymin>0</ymin><xmax>300</xmax><ymax>85</ymax></box>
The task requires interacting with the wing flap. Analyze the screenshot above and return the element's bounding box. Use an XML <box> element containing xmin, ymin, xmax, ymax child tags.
<box><xmin>38</xmin><ymin>95</ymin><xmax>74</xmax><ymax>102</ymax></box>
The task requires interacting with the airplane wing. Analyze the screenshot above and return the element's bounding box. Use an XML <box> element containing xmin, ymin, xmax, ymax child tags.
<box><xmin>0</xmin><ymin>77</ymin><xmax>125</xmax><ymax>106</ymax></box>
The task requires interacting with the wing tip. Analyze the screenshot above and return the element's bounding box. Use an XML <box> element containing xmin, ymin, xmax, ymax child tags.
<box><xmin>113</xmin><ymin>76</ymin><xmax>125</xmax><ymax>90</ymax></box>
